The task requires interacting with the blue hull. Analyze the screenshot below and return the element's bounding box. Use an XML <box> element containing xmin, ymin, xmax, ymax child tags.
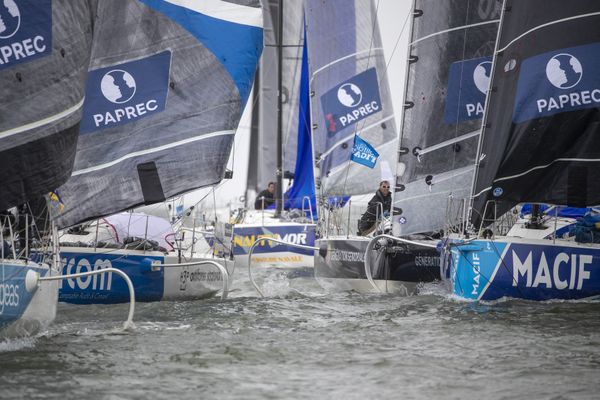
<box><xmin>59</xmin><ymin>250</ymin><xmax>164</xmax><ymax>304</ymax></box>
<box><xmin>0</xmin><ymin>263</ymin><xmax>49</xmax><ymax>333</ymax></box>
<box><xmin>443</xmin><ymin>238</ymin><xmax>600</xmax><ymax>301</ymax></box>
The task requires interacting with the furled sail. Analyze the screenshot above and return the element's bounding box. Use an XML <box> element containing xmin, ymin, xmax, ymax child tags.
<box><xmin>392</xmin><ymin>0</ymin><xmax>501</xmax><ymax>237</ymax></box>
<box><xmin>471</xmin><ymin>0</ymin><xmax>600</xmax><ymax>225</ymax></box>
<box><xmin>0</xmin><ymin>0</ymin><xmax>93</xmax><ymax>210</ymax></box>
<box><xmin>304</xmin><ymin>0</ymin><xmax>397</xmax><ymax>197</ymax></box>
<box><xmin>55</xmin><ymin>0</ymin><xmax>263</xmax><ymax>228</ymax></box>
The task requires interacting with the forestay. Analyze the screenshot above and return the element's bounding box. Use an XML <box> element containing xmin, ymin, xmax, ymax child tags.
<box><xmin>471</xmin><ymin>0</ymin><xmax>600</xmax><ymax>226</ymax></box>
<box><xmin>54</xmin><ymin>0</ymin><xmax>263</xmax><ymax>228</ymax></box>
<box><xmin>392</xmin><ymin>0</ymin><xmax>500</xmax><ymax>236</ymax></box>
<box><xmin>304</xmin><ymin>0</ymin><xmax>396</xmax><ymax>197</ymax></box>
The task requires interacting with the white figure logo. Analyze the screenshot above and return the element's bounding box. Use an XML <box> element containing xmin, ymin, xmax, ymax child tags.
<box><xmin>473</xmin><ymin>61</ymin><xmax>492</xmax><ymax>94</ymax></box>
<box><xmin>546</xmin><ymin>53</ymin><xmax>582</xmax><ymax>89</ymax></box>
<box><xmin>0</xmin><ymin>0</ymin><xmax>20</xmax><ymax>39</ymax></box>
<box><xmin>337</xmin><ymin>83</ymin><xmax>362</xmax><ymax>107</ymax></box>
<box><xmin>100</xmin><ymin>70</ymin><xmax>137</xmax><ymax>104</ymax></box>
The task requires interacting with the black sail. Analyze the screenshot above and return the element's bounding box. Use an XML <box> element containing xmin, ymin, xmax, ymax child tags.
<box><xmin>0</xmin><ymin>0</ymin><xmax>93</xmax><ymax>210</ymax></box>
<box><xmin>393</xmin><ymin>0</ymin><xmax>501</xmax><ymax>236</ymax></box>
<box><xmin>472</xmin><ymin>1</ymin><xmax>600</xmax><ymax>225</ymax></box>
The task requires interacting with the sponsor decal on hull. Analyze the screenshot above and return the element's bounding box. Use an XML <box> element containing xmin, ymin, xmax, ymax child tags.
<box><xmin>451</xmin><ymin>240</ymin><xmax>599</xmax><ymax>300</ymax></box>
<box><xmin>59</xmin><ymin>252</ymin><xmax>164</xmax><ymax>304</ymax></box>
<box><xmin>232</xmin><ymin>225</ymin><xmax>316</xmax><ymax>256</ymax></box>
<box><xmin>0</xmin><ymin>264</ymin><xmax>43</xmax><ymax>328</ymax></box>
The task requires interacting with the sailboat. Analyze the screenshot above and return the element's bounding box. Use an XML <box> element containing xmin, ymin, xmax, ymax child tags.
<box><xmin>304</xmin><ymin>0</ymin><xmax>401</xmax><ymax>292</ymax></box>
<box><xmin>351</xmin><ymin>0</ymin><xmax>503</xmax><ymax>294</ymax></box>
<box><xmin>224</xmin><ymin>0</ymin><xmax>317</xmax><ymax>272</ymax></box>
<box><xmin>442</xmin><ymin>0</ymin><xmax>600</xmax><ymax>301</ymax></box>
<box><xmin>0</xmin><ymin>1</ymin><xmax>94</xmax><ymax>337</ymax></box>
<box><xmin>51</xmin><ymin>0</ymin><xmax>264</xmax><ymax>304</ymax></box>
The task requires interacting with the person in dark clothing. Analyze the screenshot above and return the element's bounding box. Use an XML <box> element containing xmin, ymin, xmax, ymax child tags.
<box><xmin>358</xmin><ymin>180</ymin><xmax>391</xmax><ymax>235</ymax></box>
<box><xmin>254</xmin><ymin>182</ymin><xmax>276</xmax><ymax>210</ymax></box>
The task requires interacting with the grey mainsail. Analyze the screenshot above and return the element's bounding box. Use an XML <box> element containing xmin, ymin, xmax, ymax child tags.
<box><xmin>0</xmin><ymin>0</ymin><xmax>93</xmax><ymax>210</ymax></box>
<box><xmin>55</xmin><ymin>0</ymin><xmax>263</xmax><ymax>228</ymax></box>
<box><xmin>304</xmin><ymin>0</ymin><xmax>397</xmax><ymax>198</ymax></box>
<box><xmin>392</xmin><ymin>0</ymin><xmax>500</xmax><ymax>236</ymax></box>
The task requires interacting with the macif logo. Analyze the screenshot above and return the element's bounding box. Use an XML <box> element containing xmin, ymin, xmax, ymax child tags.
<box><xmin>0</xmin><ymin>0</ymin><xmax>20</xmax><ymax>39</ymax></box>
<box><xmin>513</xmin><ymin>43</ymin><xmax>600</xmax><ymax>123</ymax></box>
<box><xmin>80</xmin><ymin>51</ymin><xmax>171</xmax><ymax>134</ymax></box>
<box><xmin>0</xmin><ymin>0</ymin><xmax>52</xmax><ymax>70</ymax></box>
<box><xmin>444</xmin><ymin>56</ymin><xmax>491</xmax><ymax>123</ymax></box>
<box><xmin>320</xmin><ymin>68</ymin><xmax>382</xmax><ymax>135</ymax></box>
<box><xmin>101</xmin><ymin>70</ymin><xmax>137</xmax><ymax>104</ymax></box>
<box><xmin>545</xmin><ymin>53</ymin><xmax>582</xmax><ymax>89</ymax></box>
<box><xmin>337</xmin><ymin>83</ymin><xmax>362</xmax><ymax>107</ymax></box>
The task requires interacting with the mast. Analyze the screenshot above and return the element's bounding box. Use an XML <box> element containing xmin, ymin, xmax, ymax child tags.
<box><xmin>275</xmin><ymin>0</ymin><xmax>284</xmax><ymax>217</ymax></box>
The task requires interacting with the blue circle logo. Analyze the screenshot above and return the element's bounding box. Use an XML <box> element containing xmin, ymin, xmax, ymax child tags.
<box><xmin>0</xmin><ymin>0</ymin><xmax>20</xmax><ymax>39</ymax></box>
<box><xmin>399</xmin><ymin>216</ymin><xmax>407</xmax><ymax>224</ymax></box>
<box><xmin>337</xmin><ymin>83</ymin><xmax>362</xmax><ymax>107</ymax></box>
<box><xmin>546</xmin><ymin>53</ymin><xmax>582</xmax><ymax>89</ymax></box>
<box><xmin>101</xmin><ymin>70</ymin><xmax>137</xmax><ymax>104</ymax></box>
<box><xmin>493</xmin><ymin>187</ymin><xmax>503</xmax><ymax>197</ymax></box>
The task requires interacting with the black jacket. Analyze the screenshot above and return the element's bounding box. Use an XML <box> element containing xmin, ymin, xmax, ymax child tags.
<box><xmin>254</xmin><ymin>189</ymin><xmax>275</xmax><ymax>210</ymax></box>
<box><xmin>358</xmin><ymin>190</ymin><xmax>391</xmax><ymax>234</ymax></box>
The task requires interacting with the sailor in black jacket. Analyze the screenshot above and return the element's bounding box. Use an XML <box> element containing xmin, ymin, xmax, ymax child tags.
<box><xmin>358</xmin><ymin>180</ymin><xmax>391</xmax><ymax>235</ymax></box>
<box><xmin>254</xmin><ymin>182</ymin><xmax>276</xmax><ymax>210</ymax></box>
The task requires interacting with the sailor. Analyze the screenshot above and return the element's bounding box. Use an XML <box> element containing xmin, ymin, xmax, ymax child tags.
<box><xmin>254</xmin><ymin>182</ymin><xmax>276</xmax><ymax>210</ymax></box>
<box><xmin>358</xmin><ymin>180</ymin><xmax>391</xmax><ymax>235</ymax></box>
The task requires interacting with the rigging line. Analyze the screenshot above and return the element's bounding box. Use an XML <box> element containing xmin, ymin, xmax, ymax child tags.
<box><xmin>473</xmin><ymin>158</ymin><xmax>600</xmax><ymax>198</ymax></box>
<box><xmin>379</xmin><ymin>5</ymin><xmax>411</xmax><ymax>84</ymax></box>
<box><xmin>487</xmin><ymin>238</ymin><xmax>526</xmax><ymax>299</ymax></box>
<box><xmin>341</xmin><ymin>0</ymin><xmax>382</xmax><ymax>198</ymax></box>
<box><xmin>410</xmin><ymin>19</ymin><xmax>499</xmax><ymax>46</ymax></box>
<box><xmin>447</xmin><ymin>0</ymin><xmax>471</xmax><ymax>177</ymax></box>
<box><xmin>415</xmin><ymin>131</ymin><xmax>480</xmax><ymax>157</ymax></box>
<box><xmin>72</xmin><ymin>130</ymin><xmax>235</xmax><ymax>176</ymax></box>
<box><xmin>496</xmin><ymin>11</ymin><xmax>600</xmax><ymax>54</ymax></box>
<box><xmin>0</xmin><ymin>98</ymin><xmax>84</xmax><ymax>140</ymax></box>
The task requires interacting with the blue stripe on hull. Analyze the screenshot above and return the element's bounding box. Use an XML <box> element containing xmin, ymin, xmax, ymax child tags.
<box><xmin>447</xmin><ymin>240</ymin><xmax>600</xmax><ymax>301</ymax></box>
<box><xmin>59</xmin><ymin>252</ymin><xmax>164</xmax><ymax>304</ymax></box>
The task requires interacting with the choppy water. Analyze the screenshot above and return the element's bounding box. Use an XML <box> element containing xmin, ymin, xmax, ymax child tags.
<box><xmin>1</xmin><ymin>271</ymin><xmax>599</xmax><ymax>400</ymax></box>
